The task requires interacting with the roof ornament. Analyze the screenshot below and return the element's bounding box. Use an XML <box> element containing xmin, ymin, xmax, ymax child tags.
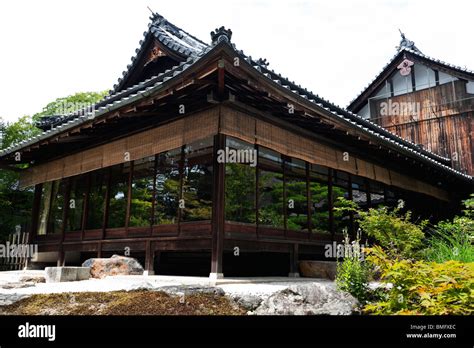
<box><xmin>256</xmin><ymin>58</ymin><xmax>270</xmax><ymax>67</ymax></box>
<box><xmin>211</xmin><ymin>27</ymin><xmax>232</xmax><ymax>45</ymax></box>
<box><xmin>397</xmin><ymin>29</ymin><xmax>421</xmax><ymax>53</ymax></box>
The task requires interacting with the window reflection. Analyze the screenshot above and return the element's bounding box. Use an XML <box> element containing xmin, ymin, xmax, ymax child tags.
<box><xmin>67</xmin><ymin>175</ymin><xmax>87</xmax><ymax>232</ymax></box>
<box><xmin>86</xmin><ymin>169</ymin><xmax>107</xmax><ymax>230</ymax></box>
<box><xmin>285</xmin><ymin>158</ymin><xmax>308</xmax><ymax>231</ymax></box>
<box><xmin>129</xmin><ymin>156</ymin><xmax>155</xmax><ymax>227</ymax></box>
<box><xmin>258</xmin><ymin>148</ymin><xmax>284</xmax><ymax>228</ymax></box>
<box><xmin>309</xmin><ymin>164</ymin><xmax>330</xmax><ymax>234</ymax></box>
<box><xmin>332</xmin><ymin>170</ymin><xmax>352</xmax><ymax>234</ymax></box>
<box><xmin>225</xmin><ymin>137</ymin><xmax>256</xmax><ymax>223</ymax></box>
<box><xmin>154</xmin><ymin>149</ymin><xmax>181</xmax><ymax>225</ymax></box>
<box><xmin>107</xmin><ymin>164</ymin><xmax>130</xmax><ymax>228</ymax></box>
<box><xmin>48</xmin><ymin>179</ymin><xmax>66</xmax><ymax>234</ymax></box>
<box><xmin>181</xmin><ymin>138</ymin><xmax>213</xmax><ymax>222</ymax></box>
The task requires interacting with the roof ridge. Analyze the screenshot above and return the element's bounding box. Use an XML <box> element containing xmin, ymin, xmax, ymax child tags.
<box><xmin>111</xmin><ymin>12</ymin><xmax>208</xmax><ymax>94</ymax></box>
<box><xmin>348</xmin><ymin>46</ymin><xmax>474</xmax><ymax>108</ymax></box>
<box><xmin>247</xmin><ymin>53</ymin><xmax>452</xmax><ymax>164</ymax></box>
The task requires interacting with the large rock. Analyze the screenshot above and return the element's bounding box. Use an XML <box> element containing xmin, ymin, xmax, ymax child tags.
<box><xmin>251</xmin><ymin>281</ymin><xmax>359</xmax><ymax>315</ymax></box>
<box><xmin>45</xmin><ymin>267</ymin><xmax>90</xmax><ymax>283</ymax></box>
<box><xmin>299</xmin><ymin>260</ymin><xmax>337</xmax><ymax>280</ymax></box>
<box><xmin>82</xmin><ymin>255</ymin><xmax>144</xmax><ymax>279</ymax></box>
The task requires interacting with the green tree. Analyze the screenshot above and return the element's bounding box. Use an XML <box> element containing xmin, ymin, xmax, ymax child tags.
<box><xmin>32</xmin><ymin>91</ymin><xmax>108</xmax><ymax>121</ymax></box>
<box><xmin>0</xmin><ymin>91</ymin><xmax>107</xmax><ymax>241</ymax></box>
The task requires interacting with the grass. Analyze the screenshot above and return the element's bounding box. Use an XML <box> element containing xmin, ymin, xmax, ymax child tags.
<box><xmin>424</xmin><ymin>218</ymin><xmax>474</xmax><ymax>263</ymax></box>
<box><xmin>0</xmin><ymin>290</ymin><xmax>246</xmax><ymax>315</ymax></box>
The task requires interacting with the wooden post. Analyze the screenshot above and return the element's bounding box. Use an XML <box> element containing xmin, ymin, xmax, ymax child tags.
<box><xmin>81</xmin><ymin>173</ymin><xmax>91</xmax><ymax>241</ymax></box>
<box><xmin>348</xmin><ymin>174</ymin><xmax>355</xmax><ymax>239</ymax></box>
<box><xmin>125</xmin><ymin>161</ymin><xmax>134</xmax><ymax>236</ymax></box>
<box><xmin>210</xmin><ymin>133</ymin><xmax>225</xmax><ymax>280</ymax></box>
<box><xmin>255</xmin><ymin>145</ymin><xmax>260</xmax><ymax>239</ymax></box>
<box><xmin>145</xmin><ymin>240</ymin><xmax>155</xmax><ymax>275</ymax></box>
<box><xmin>282</xmin><ymin>156</ymin><xmax>287</xmax><ymax>238</ymax></box>
<box><xmin>306</xmin><ymin>162</ymin><xmax>311</xmax><ymax>238</ymax></box>
<box><xmin>328</xmin><ymin>169</ymin><xmax>334</xmax><ymax>240</ymax></box>
<box><xmin>289</xmin><ymin>243</ymin><xmax>300</xmax><ymax>277</ymax></box>
<box><xmin>101</xmin><ymin>168</ymin><xmax>112</xmax><ymax>240</ymax></box>
<box><xmin>28</xmin><ymin>184</ymin><xmax>42</xmax><ymax>245</ymax></box>
<box><xmin>58</xmin><ymin>178</ymin><xmax>71</xmax><ymax>267</ymax></box>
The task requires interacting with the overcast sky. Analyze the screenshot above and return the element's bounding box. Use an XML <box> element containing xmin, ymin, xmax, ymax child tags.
<box><xmin>0</xmin><ymin>0</ymin><xmax>473</xmax><ymax>123</ymax></box>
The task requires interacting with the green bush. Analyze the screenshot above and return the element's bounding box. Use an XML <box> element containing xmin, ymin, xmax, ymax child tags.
<box><xmin>424</xmin><ymin>195</ymin><xmax>474</xmax><ymax>263</ymax></box>
<box><xmin>335</xmin><ymin>230</ymin><xmax>371</xmax><ymax>303</ymax></box>
<box><xmin>364</xmin><ymin>246</ymin><xmax>474</xmax><ymax>315</ymax></box>
<box><xmin>424</xmin><ymin>217</ymin><xmax>474</xmax><ymax>263</ymax></box>
<box><xmin>335</xmin><ymin>198</ymin><xmax>427</xmax><ymax>258</ymax></box>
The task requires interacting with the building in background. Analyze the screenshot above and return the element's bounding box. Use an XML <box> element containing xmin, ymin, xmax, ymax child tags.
<box><xmin>348</xmin><ymin>32</ymin><xmax>474</xmax><ymax>175</ymax></box>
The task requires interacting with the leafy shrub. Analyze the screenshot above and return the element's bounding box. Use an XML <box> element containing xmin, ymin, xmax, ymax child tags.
<box><xmin>364</xmin><ymin>246</ymin><xmax>474</xmax><ymax>315</ymax></box>
<box><xmin>336</xmin><ymin>198</ymin><xmax>427</xmax><ymax>258</ymax></box>
<box><xmin>424</xmin><ymin>217</ymin><xmax>474</xmax><ymax>263</ymax></box>
<box><xmin>335</xmin><ymin>230</ymin><xmax>371</xmax><ymax>303</ymax></box>
<box><xmin>424</xmin><ymin>195</ymin><xmax>474</xmax><ymax>263</ymax></box>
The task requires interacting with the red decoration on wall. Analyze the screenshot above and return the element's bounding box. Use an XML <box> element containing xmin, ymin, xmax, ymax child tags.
<box><xmin>397</xmin><ymin>59</ymin><xmax>414</xmax><ymax>76</ymax></box>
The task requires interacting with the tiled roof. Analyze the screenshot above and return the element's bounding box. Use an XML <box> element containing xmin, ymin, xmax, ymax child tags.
<box><xmin>1</xmin><ymin>12</ymin><xmax>471</xmax><ymax>183</ymax></box>
<box><xmin>348</xmin><ymin>46</ymin><xmax>474</xmax><ymax>110</ymax></box>
<box><xmin>112</xmin><ymin>12</ymin><xmax>208</xmax><ymax>94</ymax></box>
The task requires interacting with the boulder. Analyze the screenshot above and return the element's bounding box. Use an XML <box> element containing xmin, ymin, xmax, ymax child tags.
<box><xmin>299</xmin><ymin>260</ymin><xmax>337</xmax><ymax>280</ymax></box>
<box><xmin>82</xmin><ymin>255</ymin><xmax>144</xmax><ymax>279</ymax></box>
<box><xmin>45</xmin><ymin>267</ymin><xmax>90</xmax><ymax>283</ymax></box>
<box><xmin>251</xmin><ymin>281</ymin><xmax>359</xmax><ymax>315</ymax></box>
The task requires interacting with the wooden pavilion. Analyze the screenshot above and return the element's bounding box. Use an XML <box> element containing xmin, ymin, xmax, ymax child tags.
<box><xmin>0</xmin><ymin>13</ymin><xmax>472</xmax><ymax>277</ymax></box>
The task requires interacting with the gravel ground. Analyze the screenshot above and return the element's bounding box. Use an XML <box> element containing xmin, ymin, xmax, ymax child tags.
<box><xmin>0</xmin><ymin>271</ymin><xmax>321</xmax><ymax>298</ymax></box>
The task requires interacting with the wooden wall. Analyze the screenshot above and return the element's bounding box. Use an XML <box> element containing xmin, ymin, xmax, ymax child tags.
<box><xmin>370</xmin><ymin>80</ymin><xmax>474</xmax><ymax>175</ymax></box>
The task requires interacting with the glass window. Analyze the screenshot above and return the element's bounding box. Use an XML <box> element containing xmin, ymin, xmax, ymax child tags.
<box><xmin>154</xmin><ymin>149</ymin><xmax>181</xmax><ymax>225</ymax></box>
<box><xmin>385</xmin><ymin>188</ymin><xmax>398</xmax><ymax>209</ymax></box>
<box><xmin>309</xmin><ymin>164</ymin><xmax>330</xmax><ymax>234</ymax></box>
<box><xmin>37</xmin><ymin>182</ymin><xmax>53</xmax><ymax>236</ymax></box>
<box><xmin>181</xmin><ymin>138</ymin><xmax>213</xmax><ymax>222</ymax></box>
<box><xmin>285</xmin><ymin>158</ymin><xmax>308</xmax><ymax>232</ymax></box>
<box><xmin>369</xmin><ymin>180</ymin><xmax>385</xmax><ymax>207</ymax></box>
<box><xmin>107</xmin><ymin>163</ymin><xmax>130</xmax><ymax>229</ymax></box>
<box><xmin>129</xmin><ymin>156</ymin><xmax>155</xmax><ymax>227</ymax></box>
<box><xmin>258</xmin><ymin>147</ymin><xmax>284</xmax><ymax>228</ymax></box>
<box><xmin>332</xmin><ymin>170</ymin><xmax>352</xmax><ymax>234</ymax></box>
<box><xmin>48</xmin><ymin>179</ymin><xmax>67</xmax><ymax>234</ymax></box>
<box><xmin>351</xmin><ymin>176</ymin><xmax>369</xmax><ymax>210</ymax></box>
<box><xmin>86</xmin><ymin>169</ymin><xmax>108</xmax><ymax>230</ymax></box>
<box><xmin>66</xmin><ymin>175</ymin><xmax>87</xmax><ymax>232</ymax></box>
<box><xmin>225</xmin><ymin>137</ymin><xmax>256</xmax><ymax>223</ymax></box>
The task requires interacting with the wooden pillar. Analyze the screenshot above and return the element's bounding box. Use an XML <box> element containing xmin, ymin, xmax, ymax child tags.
<box><xmin>289</xmin><ymin>243</ymin><xmax>300</xmax><ymax>277</ymax></box>
<box><xmin>26</xmin><ymin>184</ymin><xmax>42</xmax><ymax>269</ymax></box>
<box><xmin>101</xmin><ymin>168</ymin><xmax>112</xmax><ymax>240</ymax></box>
<box><xmin>145</xmin><ymin>240</ymin><xmax>155</xmax><ymax>275</ymax></box>
<box><xmin>81</xmin><ymin>173</ymin><xmax>91</xmax><ymax>241</ymax></box>
<box><xmin>29</xmin><ymin>184</ymin><xmax>42</xmax><ymax>243</ymax></box>
<box><xmin>210</xmin><ymin>133</ymin><xmax>225</xmax><ymax>280</ymax></box>
<box><xmin>328</xmin><ymin>169</ymin><xmax>334</xmax><ymax>240</ymax></box>
<box><xmin>58</xmin><ymin>178</ymin><xmax>71</xmax><ymax>267</ymax></box>
<box><xmin>348</xmin><ymin>175</ymin><xmax>355</xmax><ymax>239</ymax></box>
<box><xmin>306</xmin><ymin>162</ymin><xmax>312</xmax><ymax>238</ymax></box>
<box><xmin>125</xmin><ymin>161</ymin><xmax>134</xmax><ymax>237</ymax></box>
